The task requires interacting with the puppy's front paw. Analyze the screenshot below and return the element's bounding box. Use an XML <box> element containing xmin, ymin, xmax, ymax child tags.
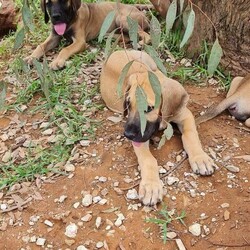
<box><xmin>189</xmin><ymin>152</ymin><xmax>216</xmax><ymax>176</ymax></box>
<box><xmin>49</xmin><ymin>58</ymin><xmax>66</xmax><ymax>70</ymax></box>
<box><xmin>139</xmin><ymin>178</ymin><xmax>163</xmax><ymax>206</ymax></box>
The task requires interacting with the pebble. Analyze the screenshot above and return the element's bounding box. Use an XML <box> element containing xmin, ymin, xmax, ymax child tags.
<box><xmin>176</xmin><ymin>155</ymin><xmax>182</xmax><ymax>162</ymax></box>
<box><xmin>93</xmin><ymin>196</ymin><xmax>102</xmax><ymax>203</ymax></box>
<box><xmin>220</xmin><ymin>203</ymin><xmax>230</xmax><ymax>208</ymax></box>
<box><xmin>0</xmin><ymin>204</ymin><xmax>7</xmax><ymax>211</ymax></box>
<box><xmin>36</xmin><ymin>238</ymin><xmax>46</xmax><ymax>246</ymax></box>
<box><xmin>203</xmin><ymin>225</ymin><xmax>210</xmax><ymax>235</ymax></box>
<box><xmin>159</xmin><ymin>166</ymin><xmax>167</xmax><ymax>174</ymax></box>
<box><xmin>190</xmin><ymin>189</ymin><xmax>196</xmax><ymax>198</ymax></box>
<box><xmin>99</xmin><ymin>176</ymin><xmax>107</xmax><ymax>182</ymax></box>
<box><xmin>76</xmin><ymin>246</ymin><xmax>88</xmax><ymax>250</ymax></box>
<box><xmin>114</xmin><ymin>213</ymin><xmax>125</xmax><ymax>227</ymax></box>
<box><xmin>96</xmin><ymin>241</ymin><xmax>104</xmax><ymax>248</ymax></box>
<box><xmin>64</xmin><ymin>163</ymin><xmax>75</xmax><ymax>172</ymax></box>
<box><xmin>95</xmin><ymin>216</ymin><xmax>102</xmax><ymax>229</ymax></box>
<box><xmin>80</xmin><ymin>140</ymin><xmax>90</xmax><ymax>147</ymax></box>
<box><xmin>44</xmin><ymin>220</ymin><xmax>53</xmax><ymax>227</ymax></box>
<box><xmin>107</xmin><ymin>116</ymin><xmax>123</xmax><ymax>123</ymax></box>
<box><xmin>65</xmin><ymin>223</ymin><xmax>78</xmax><ymax>238</ymax></box>
<box><xmin>189</xmin><ymin>223</ymin><xmax>201</xmax><ymax>236</ymax></box>
<box><xmin>175</xmin><ymin>238</ymin><xmax>186</xmax><ymax>250</ymax></box>
<box><xmin>224</xmin><ymin>210</ymin><xmax>230</xmax><ymax>221</ymax></box>
<box><xmin>81</xmin><ymin>214</ymin><xmax>92</xmax><ymax>222</ymax></box>
<box><xmin>99</xmin><ymin>198</ymin><xmax>107</xmax><ymax>205</ymax></box>
<box><xmin>58</xmin><ymin>195</ymin><xmax>67</xmax><ymax>203</ymax></box>
<box><xmin>225</xmin><ymin>165</ymin><xmax>239</xmax><ymax>173</ymax></box>
<box><xmin>82</xmin><ymin>194</ymin><xmax>93</xmax><ymax>207</ymax></box>
<box><xmin>167</xmin><ymin>232</ymin><xmax>177</xmax><ymax>239</ymax></box>
<box><xmin>30</xmin><ymin>236</ymin><xmax>37</xmax><ymax>243</ymax></box>
<box><xmin>73</xmin><ymin>202</ymin><xmax>80</xmax><ymax>209</ymax></box>
<box><xmin>126</xmin><ymin>189</ymin><xmax>139</xmax><ymax>200</ymax></box>
<box><xmin>166</xmin><ymin>177</ymin><xmax>179</xmax><ymax>185</ymax></box>
<box><xmin>42</xmin><ymin>128</ymin><xmax>53</xmax><ymax>135</ymax></box>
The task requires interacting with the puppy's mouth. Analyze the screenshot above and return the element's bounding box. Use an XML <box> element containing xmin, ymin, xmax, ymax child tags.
<box><xmin>132</xmin><ymin>141</ymin><xmax>142</xmax><ymax>147</ymax></box>
<box><xmin>53</xmin><ymin>23</ymin><xmax>67</xmax><ymax>35</ymax></box>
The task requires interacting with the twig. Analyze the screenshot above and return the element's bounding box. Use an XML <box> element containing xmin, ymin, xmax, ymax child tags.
<box><xmin>207</xmin><ymin>240</ymin><xmax>250</xmax><ymax>248</ymax></box>
<box><xmin>235</xmin><ymin>126</ymin><xmax>250</xmax><ymax>132</ymax></box>
<box><xmin>120</xmin><ymin>155</ymin><xmax>188</xmax><ymax>191</ymax></box>
<box><xmin>0</xmin><ymin>197</ymin><xmax>33</xmax><ymax>213</ymax></box>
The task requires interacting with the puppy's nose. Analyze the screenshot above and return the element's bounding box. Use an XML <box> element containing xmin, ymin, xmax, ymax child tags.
<box><xmin>124</xmin><ymin>130</ymin><xmax>137</xmax><ymax>140</ymax></box>
<box><xmin>52</xmin><ymin>13</ymin><xmax>61</xmax><ymax>21</ymax></box>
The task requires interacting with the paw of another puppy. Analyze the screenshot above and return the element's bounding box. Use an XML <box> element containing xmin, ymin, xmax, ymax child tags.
<box><xmin>49</xmin><ymin>58</ymin><xmax>66</xmax><ymax>70</ymax></box>
<box><xmin>189</xmin><ymin>152</ymin><xmax>216</xmax><ymax>176</ymax></box>
<box><xmin>24</xmin><ymin>55</ymin><xmax>35</xmax><ymax>65</ymax></box>
<box><xmin>139</xmin><ymin>178</ymin><xmax>163</xmax><ymax>206</ymax></box>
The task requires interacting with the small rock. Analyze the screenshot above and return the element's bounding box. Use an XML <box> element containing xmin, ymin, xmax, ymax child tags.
<box><xmin>93</xmin><ymin>196</ymin><xmax>102</xmax><ymax>203</ymax></box>
<box><xmin>107</xmin><ymin>116</ymin><xmax>123</xmax><ymax>123</ymax></box>
<box><xmin>73</xmin><ymin>202</ymin><xmax>80</xmax><ymax>209</ymax></box>
<box><xmin>190</xmin><ymin>189</ymin><xmax>196</xmax><ymax>198</ymax></box>
<box><xmin>224</xmin><ymin>210</ymin><xmax>230</xmax><ymax>221</ymax></box>
<box><xmin>30</xmin><ymin>236</ymin><xmax>37</xmax><ymax>243</ymax></box>
<box><xmin>126</xmin><ymin>189</ymin><xmax>139</xmax><ymax>200</ymax></box>
<box><xmin>159</xmin><ymin>166</ymin><xmax>167</xmax><ymax>174</ymax></box>
<box><xmin>95</xmin><ymin>216</ymin><xmax>102</xmax><ymax>229</ymax></box>
<box><xmin>36</xmin><ymin>238</ymin><xmax>46</xmax><ymax>246</ymax></box>
<box><xmin>64</xmin><ymin>163</ymin><xmax>75</xmax><ymax>172</ymax></box>
<box><xmin>58</xmin><ymin>195</ymin><xmax>67</xmax><ymax>203</ymax></box>
<box><xmin>80</xmin><ymin>140</ymin><xmax>90</xmax><ymax>147</ymax></box>
<box><xmin>65</xmin><ymin>239</ymin><xmax>75</xmax><ymax>246</ymax></box>
<box><xmin>96</xmin><ymin>241</ymin><xmax>104</xmax><ymax>248</ymax></box>
<box><xmin>77</xmin><ymin>246</ymin><xmax>88</xmax><ymax>250</ymax></box>
<box><xmin>42</xmin><ymin>128</ymin><xmax>53</xmax><ymax>135</ymax></box>
<box><xmin>65</xmin><ymin>223</ymin><xmax>78</xmax><ymax>238</ymax></box>
<box><xmin>220</xmin><ymin>203</ymin><xmax>230</xmax><ymax>208</ymax></box>
<box><xmin>0</xmin><ymin>204</ymin><xmax>7</xmax><ymax>211</ymax></box>
<box><xmin>189</xmin><ymin>223</ymin><xmax>201</xmax><ymax>236</ymax></box>
<box><xmin>225</xmin><ymin>165</ymin><xmax>239</xmax><ymax>173</ymax></box>
<box><xmin>166</xmin><ymin>177</ymin><xmax>179</xmax><ymax>186</ymax></box>
<box><xmin>167</xmin><ymin>232</ymin><xmax>177</xmax><ymax>239</ymax></box>
<box><xmin>203</xmin><ymin>225</ymin><xmax>210</xmax><ymax>235</ymax></box>
<box><xmin>44</xmin><ymin>220</ymin><xmax>53</xmax><ymax>227</ymax></box>
<box><xmin>81</xmin><ymin>214</ymin><xmax>92</xmax><ymax>222</ymax></box>
<box><xmin>99</xmin><ymin>199</ymin><xmax>107</xmax><ymax>205</ymax></box>
<box><xmin>114</xmin><ymin>213</ymin><xmax>125</xmax><ymax>227</ymax></box>
<box><xmin>82</xmin><ymin>194</ymin><xmax>93</xmax><ymax>207</ymax></box>
<box><xmin>176</xmin><ymin>155</ymin><xmax>182</xmax><ymax>162</ymax></box>
<box><xmin>175</xmin><ymin>239</ymin><xmax>186</xmax><ymax>250</ymax></box>
<box><xmin>22</xmin><ymin>236</ymin><xmax>30</xmax><ymax>243</ymax></box>
<box><xmin>2</xmin><ymin>151</ymin><xmax>11</xmax><ymax>163</ymax></box>
<box><xmin>99</xmin><ymin>176</ymin><xmax>107</xmax><ymax>182</ymax></box>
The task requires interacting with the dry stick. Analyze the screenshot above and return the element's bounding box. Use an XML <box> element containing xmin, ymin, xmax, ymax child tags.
<box><xmin>0</xmin><ymin>197</ymin><xmax>33</xmax><ymax>213</ymax></box>
<box><xmin>207</xmin><ymin>240</ymin><xmax>250</xmax><ymax>248</ymax></box>
<box><xmin>235</xmin><ymin>126</ymin><xmax>250</xmax><ymax>132</ymax></box>
<box><xmin>120</xmin><ymin>155</ymin><xmax>188</xmax><ymax>191</ymax></box>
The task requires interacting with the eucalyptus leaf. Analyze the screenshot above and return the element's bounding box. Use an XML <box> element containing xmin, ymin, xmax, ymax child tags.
<box><xmin>135</xmin><ymin>87</ymin><xmax>147</xmax><ymax>136</ymax></box>
<box><xmin>98</xmin><ymin>10</ymin><xmax>115</xmax><ymax>42</ymax></box>
<box><xmin>165</xmin><ymin>0</ymin><xmax>177</xmax><ymax>35</ymax></box>
<box><xmin>144</xmin><ymin>45</ymin><xmax>167</xmax><ymax>75</ymax></box>
<box><xmin>179</xmin><ymin>0</ymin><xmax>184</xmax><ymax>14</ymax></box>
<box><xmin>148</xmin><ymin>71</ymin><xmax>161</xmax><ymax>109</ymax></box>
<box><xmin>157</xmin><ymin>135</ymin><xmax>166</xmax><ymax>150</ymax></box>
<box><xmin>104</xmin><ymin>28</ymin><xmax>117</xmax><ymax>58</ymax></box>
<box><xmin>182</xmin><ymin>4</ymin><xmax>191</xmax><ymax>28</ymax></box>
<box><xmin>180</xmin><ymin>8</ymin><xmax>195</xmax><ymax>48</ymax></box>
<box><xmin>150</xmin><ymin>15</ymin><xmax>161</xmax><ymax>49</ymax></box>
<box><xmin>163</xmin><ymin>123</ymin><xmax>174</xmax><ymax>140</ymax></box>
<box><xmin>0</xmin><ymin>81</ymin><xmax>7</xmax><ymax>110</ymax></box>
<box><xmin>22</xmin><ymin>1</ymin><xmax>34</xmax><ymax>32</ymax></box>
<box><xmin>116</xmin><ymin>60</ymin><xmax>134</xmax><ymax>98</ymax></box>
<box><xmin>127</xmin><ymin>16</ymin><xmax>138</xmax><ymax>50</ymax></box>
<box><xmin>207</xmin><ymin>38</ymin><xmax>223</xmax><ymax>76</ymax></box>
<box><xmin>13</xmin><ymin>28</ymin><xmax>25</xmax><ymax>50</ymax></box>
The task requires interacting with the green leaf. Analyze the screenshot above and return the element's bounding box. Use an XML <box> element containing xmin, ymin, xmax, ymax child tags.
<box><xmin>163</xmin><ymin>123</ymin><xmax>174</xmax><ymax>140</ymax></box>
<box><xmin>13</xmin><ymin>27</ymin><xmax>25</xmax><ymax>50</ymax></box>
<box><xmin>98</xmin><ymin>10</ymin><xmax>115</xmax><ymax>43</ymax></box>
<box><xmin>157</xmin><ymin>135</ymin><xmax>166</xmax><ymax>150</ymax></box>
<box><xmin>179</xmin><ymin>0</ymin><xmax>184</xmax><ymax>14</ymax></box>
<box><xmin>165</xmin><ymin>0</ymin><xmax>177</xmax><ymax>35</ymax></box>
<box><xmin>148</xmin><ymin>71</ymin><xmax>161</xmax><ymax>109</ymax></box>
<box><xmin>207</xmin><ymin>38</ymin><xmax>223</xmax><ymax>76</ymax></box>
<box><xmin>150</xmin><ymin>15</ymin><xmax>161</xmax><ymax>49</ymax></box>
<box><xmin>144</xmin><ymin>45</ymin><xmax>167</xmax><ymax>75</ymax></box>
<box><xmin>0</xmin><ymin>81</ymin><xmax>7</xmax><ymax>110</ymax></box>
<box><xmin>116</xmin><ymin>60</ymin><xmax>134</xmax><ymax>98</ymax></box>
<box><xmin>104</xmin><ymin>28</ymin><xmax>117</xmax><ymax>58</ymax></box>
<box><xmin>180</xmin><ymin>8</ymin><xmax>195</xmax><ymax>48</ymax></box>
<box><xmin>22</xmin><ymin>1</ymin><xmax>34</xmax><ymax>32</ymax></box>
<box><xmin>182</xmin><ymin>4</ymin><xmax>191</xmax><ymax>28</ymax></box>
<box><xmin>127</xmin><ymin>16</ymin><xmax>138</xmax><ymax>50</ymax></box>
<box><xmin>135</xmin><ymin>87</ymin><xmax>147</xmax><ymax>136</ymax></box>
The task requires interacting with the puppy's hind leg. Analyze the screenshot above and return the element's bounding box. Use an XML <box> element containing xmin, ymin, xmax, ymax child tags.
<box><xmin>176</xmin><ymin>108</ymin><xmax>216</xmax><ymax>176</ymax></box>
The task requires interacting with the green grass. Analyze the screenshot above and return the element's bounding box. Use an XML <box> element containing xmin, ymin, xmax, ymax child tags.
<box><xmin>146</xmin><ymin>204</ymin><xmax>186</xmax><ymax>244</ymax></box>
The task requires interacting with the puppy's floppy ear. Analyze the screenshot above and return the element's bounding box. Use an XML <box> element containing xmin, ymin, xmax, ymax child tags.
<box><xmin>71</xmin><ymin>0</ymin><xmax>81</xmax><ymax>13</ymax></box>
<box><xmin>160</xmin><ymin>79</ymin><xmax>189</xmax><ymax>129</ymax></box>
<box><xmin>41</xmin><ymin>0</ymin><xmax>49</xmax><ymax>23</ymax></box>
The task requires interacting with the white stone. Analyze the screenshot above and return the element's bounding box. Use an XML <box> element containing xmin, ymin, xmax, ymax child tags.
<box><xmin>76</xmin><ymin>246</ymin><xmax>88</xmax><ymax>250</ymax></box>
<box><xmin>189</xmin><ymin>223</ymin><xmax>201</xmax><ymax>236</ymax></box>
<box><xmin>41</xmin><ymin>128</ymin><xmax>53</xmax><ymax>135</ymax></box>
<box><xmin>99</xmin><ymin>199</ymin><xmax>107</xmax><ymax>205</ymax></box>
<box><xmin>82</xmin><ymin>194</ymin><xmax>92</xmax><ymax>207</ymax></box>
<box><xmin>95</xmin><ymin>217</ymin><xmax>102</xmax><ymax>229</ymax></box>
<box><xmin>166</xmin><ymin>177</ymin><xmax>179</xmax><ymax>185</ymax></box>
<box><xmin>225</xmin><ymin>165</ymin><xmax>239</xmax><ymax>173</ymax></box>
<box><xmin>44</xmin><ymin>220</ymin><xmax>53</xmax><ymax>227</ymax></box>
<box><xmin>96</xmin><ymin>241</ymin><xmax>104</xmax><ymax>248</ymax></box>
<box><xmin>81</xmin><ymin>214</ymin><xmax>92</xmax><ymax>222</ymax></box>
<box><xmin>58</xmin><ymin>195</ymin><xmax>67</xmax><ymax>203</ymax></box>
<box><xmin>159</xmin><ymin>167</ymin><xmax>167</xmax><ymax>174</ymax></box>
<box><xmin>30</xmin><ymin>236</ymin><xmax>37</xmax><ymax>243</ymax></box>
<box><xmin>73</xmin><ymin>202</ymin><xmax>80</xmax><ymax>209</ymax></box>
<box><xmin>64</xmin><ymin>163</ymin><xmax>75</xmax><ymax>172</ymax></box>
<box><xmin>65</xmin><ymin>223</ymin><xmax>78</xmax><ymax>238</ymax></box>
<box><xmin>0</xmin><ymin>204</ymin><xmax>7</xmax><ymax>210</ymax></box>
<box><xmin>126</xmin><ymin>189</ymin><xmax>139</xmax><ymax>200</ymax></box>
<box><xmin>80</xmin><ymin>140</ymin><xmax>90</xmax><ymax>147</ymax></box>
<box><xmin>175</xmin><ymin>239</ymin><xmax>186</xmax><ymax>250</ymax></box>
<box><xmin>99</xmin><ymin>176</ymin><xmax>107</xmax><ymax>182</ymax></box>
<box><xmin>221</xmin><ymin>203</ymin><xmax>230</xmax><ymax>208</ymax></box>
<box><xmin>36</xmin><ymin>238</ymin><xmax>46</xmax><ymax>246</ymax></box>
<box><xmin>167</xmin><ymin>232</ymin><xmax>177</xmax><ymax>239</ymax></box>
<box><xmin>93</xmin><ymin>196</ymin><xmax>102</xmax><ymax>203</ymax></box>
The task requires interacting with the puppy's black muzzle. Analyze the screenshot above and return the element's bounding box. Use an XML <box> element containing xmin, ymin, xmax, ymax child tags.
<box><xmin>124</xmin><ymin>117</ymin><xmax>160</xmax><ymax>142</ymax></box>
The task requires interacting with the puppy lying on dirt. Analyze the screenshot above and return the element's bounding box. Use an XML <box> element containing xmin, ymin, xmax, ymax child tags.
<box><xmin>196</xmin><ymin>74</ymin><xmax>250</xmax><ymax>127</ymax></box>
<box><xmin>100</xmin><ymin>50</ymin><xmax>215</xmax><ymax>205</ymax></box>
<box><xmin>25</xmin><ymin>0</ymin><xmax>150</xmax><ymax>70</ymax></box>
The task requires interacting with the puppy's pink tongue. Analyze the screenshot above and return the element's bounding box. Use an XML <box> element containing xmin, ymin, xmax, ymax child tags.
<box><xmin>54</xmin><ymin>23</ymin><xmax>66</xmax><ymax>35</ymax></box>
<box><xmin>132</xmin><ymin>141</ymin><xmax>142</xmax><ymax>147</ymax></box>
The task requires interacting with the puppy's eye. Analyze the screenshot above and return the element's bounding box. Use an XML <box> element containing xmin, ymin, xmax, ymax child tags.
<box><xmin>145</xmin><ymin>106</ymin><xmax>154</xmax><ymax>113</ymax></box>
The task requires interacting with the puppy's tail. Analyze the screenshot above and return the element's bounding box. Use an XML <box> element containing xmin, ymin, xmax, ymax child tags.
<box><xmin>195</xmin><ymin>94</ymin><xmax>237</xmax><ymax>125</ymax></box>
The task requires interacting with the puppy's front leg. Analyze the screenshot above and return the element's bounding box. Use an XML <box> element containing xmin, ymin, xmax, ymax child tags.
<box><xmin>25</xmin><ymin>33</ymin><xmax>61</xmax><ymax>64</ymax></box>
<box><xmin>177</xmin><ymin>108</ymin><xmax>215</xmax><ymax>175</ymax></box>
<box><xmin>50</xmin><ymin>37</ymin><xmax>87</xmax><ymax>70</ymax></box>
<box><xmin>132</xmin><ymin>141</ymin><xmax>163</xmax><ymax>206</ymax></box>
